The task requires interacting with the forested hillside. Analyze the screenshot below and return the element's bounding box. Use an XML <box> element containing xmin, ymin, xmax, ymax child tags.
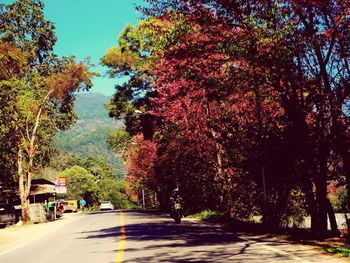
<box><xmin>54</xmin><ymin>93</ymin><xmax>124</xmax><ymax>176</ymax></box>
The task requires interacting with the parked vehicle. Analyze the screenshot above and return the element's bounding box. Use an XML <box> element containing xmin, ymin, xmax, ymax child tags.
<box><xmin>100</xmin><ymin>201</ymin><xmax>114</xmax><ymax>211</ymax></box>
<box><xmin>0</xmin><ymin>203</ymin><xmax>16</xmax><ymax>228</ymax></box>
<box><xmin>62</xmin><ymin>200</ymin><xmax>78</xmax><ymax>212</ymax></box>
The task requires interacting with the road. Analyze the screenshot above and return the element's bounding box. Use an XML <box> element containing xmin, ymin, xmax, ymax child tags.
<box><xmin>0</xmin><ymin>210</ymin><xmax>348</xmax><ymax>263</ymax></box>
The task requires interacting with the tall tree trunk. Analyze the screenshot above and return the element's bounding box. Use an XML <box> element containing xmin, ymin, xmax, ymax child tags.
<box><xmin>340</xmin><ymin>150</ymin><xmax>350</xmax><ymax>240</ymax></box>
<box><xmin>213</xmin><ymin>136</ymin><xmax>224</xmax><ymax>179</ymax></box>
<box><xmin>326</xmin><ymin>198</ymin><xmax>339</xmax><ymax>235</ymax></box>
<box><xmin>315</xmin><ymin>146</ymin><xmax>329</xmax><ymax>236</ymax></box>
<box><xmin>16</xmin><ymin>93</ymin><xmax>48</xmax><ymax>223</ymax></box>
<box><xmin>253</xmin><ymin>82</ymin><xmax>271</xmax><ymax>228</ymax></box>
<box><xmin>342</xmin><ymin>151</ymin><xmax>350</xmax><ymax>212</ymax></box>
<box><xmin>18</xmin><ymin>142</ymin><xmax>30</xmax><ymax>222</ymax></box>
<box><xmin>204</xmin><ymin>99</ymin><xmax>224</xmax><ymax>177</ymax></box>
<box><xmin>210</xmin><ymin>128</ymin><xmax>226</xmax><ymax>209</ymax></box>
<box><xmin>303</xmin><ymin>178</ymin><xmax>318</xmax><ymax>234</ymax></box>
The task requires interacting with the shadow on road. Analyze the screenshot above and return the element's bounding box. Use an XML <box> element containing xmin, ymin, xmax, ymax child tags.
<box><xmin>76</xmin><ymin>210</ymin><xmax>306</xmax><ymax>262</ymax></box>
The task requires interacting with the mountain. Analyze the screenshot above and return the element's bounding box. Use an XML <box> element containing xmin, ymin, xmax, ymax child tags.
<box><xmin>74</xmin><ymin>93</ymin><xmax>115</xmax><ymax>121</ymax></box>
<box><xmin>53</xmin><ymin>93</ymin><xmax>124</xmax><ymax>175</ymax></box>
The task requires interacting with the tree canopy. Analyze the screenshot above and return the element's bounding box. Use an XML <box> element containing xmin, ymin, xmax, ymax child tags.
<box><xmin>0</xmin><ymin>0</ymin><xmax>96</xmax><ymax>221</ymax></box>
<box><xmin>104</xmin><ymin>0</ymin><xmax>350</xmax><ymax>236</ymax></box>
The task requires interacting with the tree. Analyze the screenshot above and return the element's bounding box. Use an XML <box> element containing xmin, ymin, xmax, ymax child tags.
<box><xmin>106</xmin><ymin>127</ymin><xmax>132</xmax><ymax>161</ymax></box>
<box><xmin>118</xmin><ymin>134</ymin><xmax>157</xmax><ymax>209</ymax></box>
<box><xmin>102</xmin><ymin>17</ymin><xmax>175</xmax><ymax>139</ymax></box>
<box><xmin>82</xmin><ymin>156</ymin><xmax>115</xmax><ymax>179</ymax></box>
<box><xmin>104</xmin><ymin>0</ymin><xmax>350</xmax><ymax>236</ymax></box>
<box><xmin>138</xmin><ymin>0</ymin><xmax>350</xmax><ymax>236</ymax></box>
<box><xmin>103</xmin><ymin>9</ymin><xmax>263</xmax><ymax>216</ymax></box>
<box><xmin>98</xmin><ymin>178</ymin><xmax>132</xmax><ymax>209</ymax></box>
<box><xmin>0</xmin><ymin>0</ymin><xmax>95</xmax><ymax>221</ymax></box>
<box><xmin>0</xmin><ymin>42</ymin><xmax>27</xmax><ymax>191</ymax></box>
<box><xmin>60</xmin><ymin>165</ymin><xmax>98</xmax><ymax>204</ymax></box>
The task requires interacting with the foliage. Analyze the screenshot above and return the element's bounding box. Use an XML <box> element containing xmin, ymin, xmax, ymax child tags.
<box><xmin>58</xmin><ymin>162</ymin><xmax>134</xmax><ymax>209</ymax></box>
<box><xmin>190</xmin><ymin>209</ymin><xmax>223</xmax><ymax>221</ymax></box>
<box><xmin>103</xmin><ymin>0</ymin><xmax>350</xmax><ymax>237</ymax></box>
<box><xmin>101</xmin><ymin>17</ymin><xmax>173</xmax><ymax>139</ymax></box>
<box><xmin>37</xmin><ymin>152</ymin><xmax>119</xmax><ymax>183</ymax></box>
<box><xmin>323</xmin><ymin>247</ymin><xmax>350</xmax><ymax>257</ymax></box>
<box><xmin>82</xmin><ymin>156</ymin><xmax>114</xmax><ymax>179</ymax></box>
<box><xmin>34</xmin><ymin>152</ymin><xmax>135</xmax><ymax>209</ymax></box>
<box><xmin>60</xmin><ymin>165</ymin><xmax>98</xmax><ymax>202</ymax></box>
<box><xmin>98</xmin><ymin>178</ymin><xmax>134</xmax><ymax>209</ymax></box>
<box><xmin>106</xmin><ymin>127</ymin><xmax>131</xmax><ymax>160</ymax></box>
<box><xmin>124</xmin><ymin>134</ymin><xmax>158</xmax><ymax>208</ymax></box>
<box><xmin>328</xmin><ymin>183</ymin><xmax>348</xmax><ymax>213</ymax></box>
<box><xmin>279</xmin><ymin>188</ymin><xmax>308</xmax><ymax>228</ymax></box>
<box><xmin>46</xmin><ymin>152</ymin><xmax>83</xmax><ymax>173</ymax></box>
<box><xmin>0</xmin><ymin>0</ymin><xmax>96</xmax><ymax>221</ymax></box>
<box><xmin>82</xmin><ymin>205</ymin><xmax>100</xmax><ymax>212</ymax></box>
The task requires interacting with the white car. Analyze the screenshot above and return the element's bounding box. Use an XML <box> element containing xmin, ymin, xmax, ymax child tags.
<box><xmin>100</xmin><ymin>201</ymin><xmax>114</xmax><ymax>211</ymax></box>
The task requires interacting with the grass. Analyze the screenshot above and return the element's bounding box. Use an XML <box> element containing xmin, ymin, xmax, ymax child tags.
<box><xmin>322</xmin><ymin>246</ymin><xmax>350</xmax><ymax>257</ymax></box>
<box><xmin>189</xmin><ymin>209</ymin><xmax>224</xmax><ymax>221</ymax></box>
<box><xmin>82</xmin><ymin>205</ymin><xmax>100</xmax><ymax>212</ymax></box>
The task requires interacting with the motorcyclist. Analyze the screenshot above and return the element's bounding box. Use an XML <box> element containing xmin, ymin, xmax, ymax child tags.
<box><xmin>57</xmin><ymin>201</ymin><xmax>64</xmax><ymax>218</ymax></box>
<box><xmin>170</xmin><ymin>187</ymin><xmax>183</xmax><ymax>223</ymax></box>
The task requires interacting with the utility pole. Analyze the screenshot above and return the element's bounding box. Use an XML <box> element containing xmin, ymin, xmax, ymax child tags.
<box><xmin>142</xmin><ymin>185</ymin><xmax>145</xmax><ymax>209</ymax></box>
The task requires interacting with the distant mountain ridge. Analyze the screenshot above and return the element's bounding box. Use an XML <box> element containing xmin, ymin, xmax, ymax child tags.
<box><xmin>53</xmin><ymin>93</ymin><xmax>123</xmax><ymax>175</ymax></box>
<box><xmin>74</xmin><ymin>93</ymin><xmax>114</xmax><ymax>120</ymax></box>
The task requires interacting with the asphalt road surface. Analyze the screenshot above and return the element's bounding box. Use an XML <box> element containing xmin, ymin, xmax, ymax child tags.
<box><xmin>0</xmin><ymin>210</ymin><xmax>348</xmax><ymax>263</ymax></box>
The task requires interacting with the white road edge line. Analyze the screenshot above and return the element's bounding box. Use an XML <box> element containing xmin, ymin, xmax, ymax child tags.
<box><xmin>0</xmin><ymin>215</ymin><xmax>81</xmax><ymax>256</ymax></box>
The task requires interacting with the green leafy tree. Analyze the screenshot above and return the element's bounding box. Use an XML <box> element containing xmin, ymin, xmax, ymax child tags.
<box><xmin>0</xmin><ymin>0</ymin><xmax>95</xmax><ymax>221</ymax></box>
<box><xmin>61</xmin><ymin>165</ymin><xmax>98</xmax><ymax>205</ymax></box>
<box><xmin>98</xmin><ymin>178</ymin><xmax>133</xmax><ymax>209</ymax></box>
<box><xmin>101</xmin><ymin>18</ymin><xmax>174</xmax><ymax>139</ymax></box>
<box><xmin>106</xmin><ymin>127</ymin><xmax>132</xmax><ymax>160</ymax></box>
<box><xmin>60</xmin><ymin>162</ymin><xmax>133</xmax><ymax>209</ymax></box>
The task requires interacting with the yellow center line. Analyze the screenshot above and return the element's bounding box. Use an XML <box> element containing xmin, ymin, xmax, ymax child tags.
<box><xmin>115</xmin><ymin>211</ymin><xmax>126</xmax><ymax>263</ymax></box>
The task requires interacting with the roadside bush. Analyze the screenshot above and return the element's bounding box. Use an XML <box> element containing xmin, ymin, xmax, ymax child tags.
<box><xmin>223</xmin><ymin>169</ymin><xmax>260</xmax><ymax>221</ymax></box>
<box><xmin>328</xmin><ymin>184</ymin><xmax>348</xmax><ymax>213</ymax></box>
<box><xmin>323</xmin><ymin>247</ymin><xmax>350</xmax><ymax>257</ymax></box>
<box><xmin>83</xmin><ymin>205</ymin><xmax>100</xmax><ymax>212</ymax></box>
<box><xmin>190</xmin><ymin>209</ymin><xmax>223</xmax><ymax>221</ymax></box>
<box><xmin>280</xmin><ymin>188</ymin><xmax>308</xmax><ymax>228</ymax></box>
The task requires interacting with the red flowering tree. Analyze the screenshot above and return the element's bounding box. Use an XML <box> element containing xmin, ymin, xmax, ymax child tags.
<box><xmin>125</xmin><ymin>134</ymin><xmax>158</xmax><ymax>208</ymax></box>
<box><xmin>150</xmin><ymin>8</ymin><xmax>302</xmax><ymax>225</ymax></box>
<box><xmin>141</xmin><ymin>0</ymin><xmax>350</xmax><ymax>236</ymax></box>
<box><xmin>105</xmin><ymin>0</ymin><xmax>350</xmax><ymax>236</ymax></box>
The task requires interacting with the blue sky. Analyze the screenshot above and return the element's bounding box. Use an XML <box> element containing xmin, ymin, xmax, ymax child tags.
<box><xmin>4</xmin><ymin>0</ymin><xmax>143</xmax><ymax>95</ymax></box>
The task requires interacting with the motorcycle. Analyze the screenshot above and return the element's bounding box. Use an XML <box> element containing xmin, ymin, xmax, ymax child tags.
<box><xmin>171</xmin><ymin>201</ymin><xmax>182</xmax><ymax>223</ymax></box>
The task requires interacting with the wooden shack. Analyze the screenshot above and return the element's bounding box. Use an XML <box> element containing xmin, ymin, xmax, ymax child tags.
<box><xmin>30</xmin><ymin>178</ymin><xmax>56</xmax><ymax>203</ymax></box>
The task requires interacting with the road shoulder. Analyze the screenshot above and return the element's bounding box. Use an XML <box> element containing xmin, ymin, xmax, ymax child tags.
<box><xmin>183</xmin><ymin>217</ymin><xmax>350</xmax><ymax>262</ymax></box>
<box><xmin>0</xmin><ymin>213</ymin><xmax>81</xmax><ymax>256</ymax></box>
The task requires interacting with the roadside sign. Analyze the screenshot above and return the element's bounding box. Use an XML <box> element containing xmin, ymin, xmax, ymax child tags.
<box><xmin>55</xmin><ymin>176</ymin><xmax>67</xmax><ymax>194</ymax></box>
